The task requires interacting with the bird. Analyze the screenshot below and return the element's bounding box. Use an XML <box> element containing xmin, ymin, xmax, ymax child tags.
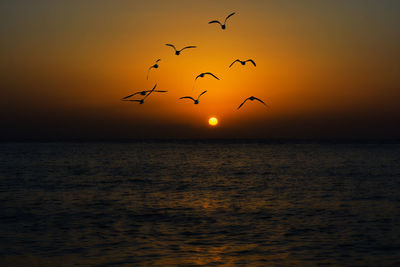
<box><xmin>229</xmin><ymin>59</ymin><xmax>256</xmax><ymax>68</ymax></box>
<box><xmin>165</xmin><ymin>44</ymin><xmax>197</xmax><ymax>55</ymax></box>
<box><xmin>195</xmin><ymin>72</ymin><xmax>220</xmax><ymax>81</ymax></box>
<box><xmin>147</xmin><ymin>59</ymin><xmax>161</xmax><ymax>80</ymax></box>
<box><xmin>179</xmin><ymin>90</ymin><xmax>207</xmax><ymax>104</ymax></box>
<box><xmin>208</xmin><ymin>12</ymin><xmax>236</xmax><ymax>30</ymax></box>
<box><xmin>121</xmin><ymin>84</ymin><xmax>163</xmax><ymax>104</ymax></box>
<box><xmin>121</xmin><ymin>88</ymin><xmax>167</xmax><ymax>100</ymax></box>
<box><xmin>237</xmin><ymin>96</ymin><xmax>267</xmax><ymax>110</ymax></box>
<box><xmin>193</xmin><ymin>72</ymin><xmax>220</xmax><ymax>90</ymax></box>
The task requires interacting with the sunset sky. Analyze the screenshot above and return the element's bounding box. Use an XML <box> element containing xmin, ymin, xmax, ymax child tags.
<box><xmin>1</xmin><ymin>0</ymin><xmax>400</xmax><ymax>139</ymax></box>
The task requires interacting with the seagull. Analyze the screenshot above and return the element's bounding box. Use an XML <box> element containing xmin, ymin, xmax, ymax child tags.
<box><xmin>122</xmin><ymin>84</ymin><xmax>163</xmax><ymax>104</ymax></box>
<box><xmin>195</xmin><ymin>72</ymin><xmax>220</xmax><ymax>81</ymax></box>
<box><xmin>237</xmin><ymin>96</ymin><xmax>267</xmax><ymax>110</ymax></box>
<box><xmin>121</xmin><ymin>88</ymin><xmax>167</xmax><ymax>100</ymax></box>
<box><xmin>147</xmin><ymin>59</ymin><xmax>161</xmax><ymax>80</ymax></box>
<box><xmin>165</xmin><ymin>44</ymin><xmax>197</xmax><ymax>55</ymax></box>
<box><xmin>208</xmin><ymin>12</ymin><xmax>236</xmax><ymax>30</ymax></box>
<box><xmin>179</xmin><ymin>90</ymin><xmax>207</xmax><ymax>104</ymax></box>
<box><xmin>193</xmin><ymin>72</ymin><xmax>220</xmax><ymax>90</ymax></box>
<box><xmin>229</xmin><ymin>59</ymin><xmax>256</xmax><ymax>68</ymax></box>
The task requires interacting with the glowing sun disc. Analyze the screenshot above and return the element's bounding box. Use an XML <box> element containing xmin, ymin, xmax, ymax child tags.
<box><xmin>208</xmin><ymin>117</ymin><xmax>218</xmax><ymax>126</ymax></box>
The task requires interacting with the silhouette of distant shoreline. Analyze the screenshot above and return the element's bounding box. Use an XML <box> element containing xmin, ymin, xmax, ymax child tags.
<box><xmin>1</xmin><ymin>138</ymin><xmax>399</xmax><ymax>144</ymax></box>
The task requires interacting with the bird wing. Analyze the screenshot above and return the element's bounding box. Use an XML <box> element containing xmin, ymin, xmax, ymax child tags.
<box><xmin>229</xmin><ymin>59</ymin><xmax>240</xmax><ymax>68</ymax></box>
<box><xmin>147</xmin><ymin>66</ymin><xmax>153</xmax><ymax>80</ymax></box>
<box><xmin>246</xmin><ymin>59</ymin><xmax>256</xmax><ymax>66</ymax></box>
<box><xmin>237</xmin><ymin>98</ymin><xmax>250</xmax><ymax>110</ymax></box>
<box><xmin>208</xmin><ymin>20</ymin><xmax>222</xmax><ymax>25</ymax></box>
<box><xmin>122</xmin><ymin>99</ymin><xmax>141</xmax><ymax>102</ymax></box>
<box><xmin>179</xmin><ymin>96</ymin><xmax>195</xmax><ymax>102</ymax></box>
<box><xmin>165</xmin><ymin>44</ymin><xmax>177</xmax><ymax>51</ymax></box>
<box><xmin>154</xmin><ymin>90</ymin><xmax>167</xmax><ymax>93</ymax></box>
<box><xmin>194</xmin><ymin>74</ymin><xmax>201</xmax><ymax>80</ymax></box>
<box><xmin>252</xmin><ymin>97</ymin><xmax>267</xmax><ymax>106</ymax></box>
<box><xmin>156</xmin><ymin>59</ymin><xmax>161</xmax><ymax>63</ymax></box>
<box><xmin>181</xmin><ymin>46</ymin><xmax>197</xmax><ymax>51</ymax></box>
<box><xmin>122</xmin><ymin>92</ymin><xmax>139</xmax><ymax>99</ymax></box>
<box><xmin>143</xmin><ymin>84</ymin><xmax>157</xmax><ymax>100</ymax></box>
<box><xmin>224</xmin><ymin>12</ymin><xmax>236</xmax><ymax>23</ymax></box>
<box><xmin>198</xmin><ymin>90</ymin><xmax>207</xmax><ymax>99</ymax></box>
<box><xmin>205</xmin><ymin>72</ymin><xmax>220</xmax><ymax>80</ymax></box>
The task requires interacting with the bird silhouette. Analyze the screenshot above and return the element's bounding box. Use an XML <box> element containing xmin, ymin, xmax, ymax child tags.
<box><xmin>122</xmin><ymin>84</ymin><xmax>164</xmax><ymax>104</ymax></box>
<box><xmin>229</xmin><ymin>59</ymin><xmax>256</xmax><ymax>68</ymax></box>
<box><xmin>121</xmin><ymin>88</ymin><xmax>166</xmax><ymax>100</ymax></box>
<box><xmin>179</xmin><ymin>90</ymin><xmax>207</xmax><ymax>104</ymax></box>
<box><xmin>193</xmin><ymin>72</ymin><xmax>220</xmax><ymax>90</ymax></box>
<box><xmin>195</xmin><ymin>72</ymin><xmax>220</xmax><ymax>81</ymax></box>
<box><xmin>208</xmin><ymin>12</ymin><xmax>236</xmax><ymax>30</ymax></box>
<box><xmin>237</xmin><ymin>96</ymin><xmax>267</xmax><ymax>110</ymax></box>
<box><xmin>147</xmin><ymin>59</ymin><xmax>161</xmax><ymax>80</ymax></box>
<box><xmin>165</xmin><ymin>44</ymin><xmax>197</xmax><ymax>55</ymax></box>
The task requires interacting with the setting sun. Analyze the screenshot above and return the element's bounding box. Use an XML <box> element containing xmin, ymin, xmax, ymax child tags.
<box><xmin>208</xmin><ymin>117</ymin><xmax>218</xmax><ymax>126</ymax></box>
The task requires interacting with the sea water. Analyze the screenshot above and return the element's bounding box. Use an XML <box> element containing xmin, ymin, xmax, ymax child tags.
<box><xmin>0</xmin><ymin>142</ymin><xmax>399</xmax><ymax>266</ymax></box>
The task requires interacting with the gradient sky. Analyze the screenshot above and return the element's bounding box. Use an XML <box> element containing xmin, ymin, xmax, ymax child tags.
<box><xmin>1</xmin><ymin>0</ymin><xmax>400</xmax><ymax>139</ymax></box>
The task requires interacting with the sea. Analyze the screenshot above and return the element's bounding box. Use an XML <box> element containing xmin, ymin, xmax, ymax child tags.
<box><xmin>0</xmin><ymin>141</ymin><xmax>399</xmax><ymax>266</ymax></box>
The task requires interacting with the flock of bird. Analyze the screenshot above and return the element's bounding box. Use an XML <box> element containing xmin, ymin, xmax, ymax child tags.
<box><xmin>122</xmin><ymin>12</ymin><xmax>267</xmax><ymax>111</ymax></box>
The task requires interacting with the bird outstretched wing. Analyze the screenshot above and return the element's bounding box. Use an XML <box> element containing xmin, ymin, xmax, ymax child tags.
<box><xmin>224</xmin><ymin>12</ymin><xmax>236</xmax><ymax>23</ymax></box>
<box><xmin>198</xmin><ymin>90</ymin><xmax>207</xmax><ymax>99</ymax></box>
<box><xmin>156</xmin><ymin>59</ymin><xmax>161</xmax><ymax>63</ymax></box>
<box><xmin>165</xmin><ymin>44</ymin><xmax>177</xmax><ymax>51</ymax></box>
<box><xmin>205</xmin><ymin>72</ymin><xmax>220</xmax><ymax>80</ymax></box>
<box><xmin>143</xmin><ymin>84</ymin><xmax>157</xmax><ymax>100</ymax></box>
<box><xmin>122</xmin><ymin>99</ymin><xmax>142</xmax><ymax>102</ymax></box>
<box><xmin>154</xmin><ymin>90</ymin><xmax>167</xmax><ymax>93</ymax></box>
<box><xmin>229</xmin><ymin>59</ymin><xmax>240</xmax><ymax>68</ymax></box>
<box><xmin>181</xmin><ymin>46</ymin><xmax>197</xmax><ymax>51</ymax></box>
<box><xmin>122</xmin><ymin>92</ymin><xmax>140</xmax><ymax>100</ymax></box>
<box><xmin>237</xmin><ymin>98</ymin><xmax>250</xmax><ymax>110</ymax></box>
<box><xmin>147</xmin><ymin>67</ymin><xmax>153</xmax><ymax>80</ymax></box>
<box><xmin>252</xmin><ymin>97</ymin><xmax>267</xmax><ymax>106</ymax></box>
<box><xmin>179</xmin><ymin>96</ymin><xmax>195</xmax><ymax>103</ymax></box>
<box><xmin>208</xmin><ymin>20</ymin><xmax>222</xmax><ymax>25</ymax></box>
<box><xmin>246</xmin><ymin>59</ymin><xmax>256</xmax><ymax>67</ymax></box>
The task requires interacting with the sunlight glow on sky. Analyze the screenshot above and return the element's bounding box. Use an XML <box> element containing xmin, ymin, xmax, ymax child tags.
<box><xmin>1</xmin><ymin>0</ymin><xmax>400</xmax><ymax>139</ymax></box>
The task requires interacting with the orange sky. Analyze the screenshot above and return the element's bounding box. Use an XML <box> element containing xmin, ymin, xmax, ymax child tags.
<box><xmin>1</xmin><ymin>0</ymin><xmax>400</xmax><ymax>139</ymax></box>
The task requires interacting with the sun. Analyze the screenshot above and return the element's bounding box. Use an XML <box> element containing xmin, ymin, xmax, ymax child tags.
<box><xmin>208</xmin><ymin>117</ymin><xmax>218</xmax><ymax>126</ymax></box>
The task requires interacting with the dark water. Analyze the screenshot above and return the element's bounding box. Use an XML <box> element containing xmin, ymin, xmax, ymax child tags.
<box><xmin>0</xmin><ymin>142</ymin><xmax>399</xmax><ymax>266</ymax></box>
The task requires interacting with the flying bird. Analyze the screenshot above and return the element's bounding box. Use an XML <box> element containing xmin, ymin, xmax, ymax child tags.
<box><xmin>208</xmin><ymin>12</ymin><xmax>236</xmax><ymax>30</ymax></box>
<box><xmin>237</xmin><ymin>96</ymin><xmax>267</xmax><ymax>110</ymax></box>
<box><xmin>147</xmin><ymin>59</ymin><xmax>161</xmax><ymax>80</ymax></box>
<box><xmin>193</xmin><ymin>72</ymin><xmax>219</xmax><ymax>90</ymax></box>
<box><xmin>121</xmin><ymin>87</ymin><xmax>167</xmax><ymax>100</ymax></box>
<box><xmin>179</xmin><ymin>90</ymin><xmax>207</xmax><ymax>104</ymax></box>
<box><xmin>165</xmin><ymin>44</ymin><xmax>197</xmax><ymax>55</ymax></box>
<box><xmin>229</xmin><ymin>59</ymin><xmax>256</xmax><ymax>68</ymax></box>
<box><xmin>195</xmin><ymin>72</ymin><xmax>220</xmax><ymax>81</ymax></box>
<box><xmin>121</xmin><ymin>84</ymin><xmax>163</xmax><ymax>104</ymax></box>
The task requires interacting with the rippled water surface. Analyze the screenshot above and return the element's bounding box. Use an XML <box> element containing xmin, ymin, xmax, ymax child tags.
<box><xmin>1</xmin><ymin>142</ymin><xmax>400</xmax><ymax>266</ymax></box>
